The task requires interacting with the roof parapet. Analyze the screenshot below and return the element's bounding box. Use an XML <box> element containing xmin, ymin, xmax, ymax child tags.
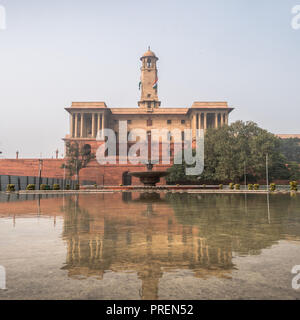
<box><xmin>70</xmin><ymin>102</ymin><xmax>108</xmax><ymax>109</ymax></box>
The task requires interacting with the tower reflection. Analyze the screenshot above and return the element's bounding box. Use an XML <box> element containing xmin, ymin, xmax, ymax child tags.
<box><xmin>61</xmin><ymin>192</ymin><xmax>300</xmax><ymax>300</ymax></box>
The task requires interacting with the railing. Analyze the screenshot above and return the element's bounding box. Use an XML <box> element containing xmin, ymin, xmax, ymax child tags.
<box><xmin>0</xmin><ymin>175</ymin><xmax>96</xmax><ymax>191</ymax></box>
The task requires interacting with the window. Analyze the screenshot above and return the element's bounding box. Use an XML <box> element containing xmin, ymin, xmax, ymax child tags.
<box><xmin>147</xmin><ymin>119</ymin><xmax>152</xmax><ymax>126</ymax></box>
<box><xmin>181</xmin><ymin>120</ymin><xmax>186</xmax><ymax>124</ymax></box>
<box><xmin>127</xmin><ymin>120</ymin><xmax>132</xmax><ymax>124</ymax></box>
<box><xmin>147</xmin><ymin>58</ymin><xmax>151</xmax><ymax>68</ymax></box>
<box><xmin>181</xmin><ymin>131</ymin><xmax>185</xmax><ymax>141</ymax></box>
<box><xmin>147</xmin><ymin>94</ymin><xmax>151</xmax><ymax>98</ymax></box>
<box><xmin>147</xmin><ymin>102</ymin><xmax>151</xmax><ymax>108</ymax></box>
<box><xmin>167</xmin><ymin>120</ymin><xmax>172</xmax><ymax>124</ymax></box>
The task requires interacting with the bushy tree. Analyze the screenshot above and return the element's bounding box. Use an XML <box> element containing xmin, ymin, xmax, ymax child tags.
<box><xmin>166</xmin><ymin>158</ymin><xmax>198</xmax><ymax>184</ymax></box>
<box><xmin>62</xmin><ymin>142</ymin><xmax>95</xmax><ymax>180</ymax></box>
<box><xmin>287</xmin><ymin>162</ymin><xmax>300</xmax><ymax>180</ymax></box>
<box><xmin>167</xmin><ymin>121</ymin><xmax>292</xmax><ymax>184</ymax></box>
<box><xmin>279</xmin><ymin>138</ymin><xmax>300</xmax><ymax>163</ymax></box>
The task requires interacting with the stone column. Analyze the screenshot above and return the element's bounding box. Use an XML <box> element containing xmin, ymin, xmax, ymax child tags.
<box><xmin>74</xmin><ymin>113</ymin><xmax>78</xmax><ymax>138</ymax></box>
<box><xmin>225</xmin><ymin>113</ymin><xmax>228</xmax><ymax>125</ymax></box>
<box><xmin>221</xmin><ymin>113</ymin><xmax>224</xmax><ymax>127</ymax></box>
<box><xmin>101</xmin><ymin>113</ymin><xmax>105</xmax><ymax>138</ymax></box>
<box><xmin>70</xmin><ymin>113</ymin><xmax>74</xmax><ymax>138</ymax></box>
<box><xmin>192</xmin><ymin>113</ymin><xmax>196</xmax><ymax>139</ymax></box>
<box><xmin>80</xmin><ymin>113</ymin><xmax>84</xmax><ymax>138</ymax></box>
<box><xmin>204</xmin><ymin>113</ymin><xmax>207</xmax><ymax>130</ymax></box>
<box><xmin>215</xmin><ymin>113</ymin><xmax>218</xmax><ymax>129</ymax></box>
<box><xmin>92</xmin><ymin>113</ymin><xmax>95</xmax><ymax>138</ymax></box>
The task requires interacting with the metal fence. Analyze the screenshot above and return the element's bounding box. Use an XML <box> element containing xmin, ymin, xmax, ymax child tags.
<box><xmin>0</xmin><ymin>175</ymin><xmax>96</xmax><ymax>191</ymax></box>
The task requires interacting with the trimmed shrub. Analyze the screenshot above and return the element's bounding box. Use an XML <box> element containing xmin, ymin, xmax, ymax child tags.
<box><xmin>235</xmin><ymin>184</ymin><xmax>240</xmax><ymax>190</ymax></box>
<box><xmin>219</xmin><ymin>184</ymin><xmax>223</xmax><ymax>190</ymax></box>
<box><xmin>75</xmin><ymin>184</ymin><xmax>80</xmax><ymax>190</ymax></box>
<box><xmin>254</xmin><ymin>184</ymin><xmax>260</xmax><ymax>190</ymax></box>
<box><xmin>248</xmin><ymin>184</ymin><xmax>254</xmax><ymax>190</ymax></box>
<box><xmin>229</xmin><ymin>183</ymin><xmax>234</xmax><ymax>190</ymax></box>
<box><xmin>26</xmin><ymin>184</ymin><xmax>35</xmax><ymax>191</ymax></box>
<box><xmin>290</xmin><ymin>181</ymin><xmax>298</xmax><ymax>191</ymax></box>
<box><xmin>6</xmin><ymin>184</ymin><xmax>15</xmax><ymax>192</ymax></box>
<box><xmin>41</xmin><ymin>184</ymin><xmax>51</xmax><ymax>190</ymax></box>
<box><xmin>270</xmin><ymin>183</ymin><xmax>276</xmax><ymax>192</ymax></box>
<box><xmin>53</xmin><ymin>184</ymin><xmax>60</xmax><ymax>190</ymax></box>
<box><xmin>65</xmin><ymin>184</ymin><xmax>70</xmax><ymax>190</ymax></box>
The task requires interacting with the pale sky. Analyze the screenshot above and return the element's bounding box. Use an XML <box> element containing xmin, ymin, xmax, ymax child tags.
<box><xmin>0</xmin><ymin>0</ymin><xmax>299</xmax><ymax>158</ymax></box>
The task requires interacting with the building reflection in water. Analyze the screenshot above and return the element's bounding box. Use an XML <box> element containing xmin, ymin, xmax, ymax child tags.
<box><xmin>60</xmin><ymin>192</ymin><xmax>300</xmax><ymax>300</ymax></box>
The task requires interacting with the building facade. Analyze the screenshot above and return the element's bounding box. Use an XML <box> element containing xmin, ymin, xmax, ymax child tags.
<box><xmin>64</xmin><ymin>48</ymin><xmax>234</xmax><ymax>159</ymax></box>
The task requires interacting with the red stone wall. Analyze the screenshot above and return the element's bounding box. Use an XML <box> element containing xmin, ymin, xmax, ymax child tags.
<box><xmin>0</xmin><ymin>159</ymin><xmax>172</xmax><ymax>186</ymax></box>
<box><xmin>0</xmin><ymin>159</ymin><xmax>65</xmax><ymax>178</ymax></box>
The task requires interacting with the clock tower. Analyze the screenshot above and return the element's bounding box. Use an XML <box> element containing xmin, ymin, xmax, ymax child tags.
<box><xmin>138</xmin><ymin>47</ymin><xmax>161</xmax><ymax>109</ymax></box>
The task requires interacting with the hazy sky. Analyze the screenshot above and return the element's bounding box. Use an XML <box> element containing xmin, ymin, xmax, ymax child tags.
<box><xmin>0</xmin><ymin>0</ymin><xmax>299</xmax><ymax>158</ymax></box>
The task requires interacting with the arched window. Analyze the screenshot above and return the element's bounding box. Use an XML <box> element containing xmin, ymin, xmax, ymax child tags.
<box><xmin>147</xmin><ymin>58</ymin><xmax>151</xmax><ymax>68</ymax></box>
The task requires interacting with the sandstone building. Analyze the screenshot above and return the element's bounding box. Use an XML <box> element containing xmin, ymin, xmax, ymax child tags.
<box><xmin>64</xmin><ymin>48</ymin><xmax>234</xmax><ymax>157</ymax></box>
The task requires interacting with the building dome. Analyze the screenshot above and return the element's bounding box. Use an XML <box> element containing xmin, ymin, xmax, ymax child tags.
<box><xmin>141</xmin><ymin>47</ymin><xmax>158</xmax><ymax>60</ymax></box>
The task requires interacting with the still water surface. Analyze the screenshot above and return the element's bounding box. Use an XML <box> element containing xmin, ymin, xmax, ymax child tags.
<box><xmin>0</xmin><ymin>192</ymin><xmax>300</xmax><ymax>300</ymax></box>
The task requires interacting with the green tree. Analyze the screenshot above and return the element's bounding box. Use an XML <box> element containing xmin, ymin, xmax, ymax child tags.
<box><xmin>287</xmin><ymin>162</ymin><xmax>300</xmax><ymax>180</ymax></box>
<box><xmin>167</xmin><ymin>121</ymin><xmax>291</xmax><ymax>184</ymax></box>
<box><xmin>62</xmin><ymin>142</ymin><xmax>95</xmax><ymax>181</ymax></box>
<box><xmin>279</xmin><ymin>138</ymin><xmax>300</xmax><ymax>163</ymax></box>
<box><xmin>166</xmin><ymin>157</ymin><xmax>198</xmax><ymax>184</ymax></box>
<box><xmin>203</xmin><ymin>121</ymin><xmax>291</xmax><ymax>182</ymax></box>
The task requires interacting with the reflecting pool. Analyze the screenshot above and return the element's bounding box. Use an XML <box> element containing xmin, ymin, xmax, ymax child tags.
<box><xmin>0</xmin><ymin>192</ymin><xmax>300</xmax><ymax>300</ymax></box>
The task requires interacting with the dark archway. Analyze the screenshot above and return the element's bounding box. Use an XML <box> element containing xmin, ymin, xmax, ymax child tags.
<box><xmin>83</xmin><ymin>144</ymin><xmax>91</xmax><ymax>156</ymax></box>
<box><xmin>122</xmin><ymin>171</ymin><xmax>132</xmax><ymax>186</ymax></box>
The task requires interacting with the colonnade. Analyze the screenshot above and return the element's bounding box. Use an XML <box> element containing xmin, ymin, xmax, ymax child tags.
<box><xmin>192</xmin><ymin>112</ymin><xmax>228</xmax><ymax>137</ymax></box>
<box><xmin>70</xmin><ymin>113</ymin><xmax>105</xmax><ymax>138</ymax></box>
